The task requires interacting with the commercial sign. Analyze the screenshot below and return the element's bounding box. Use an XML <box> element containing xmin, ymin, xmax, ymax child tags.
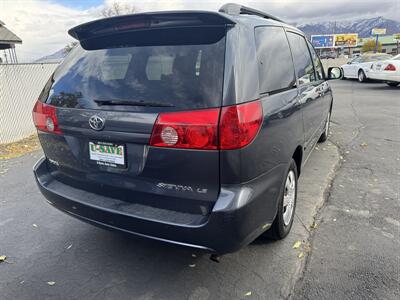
<box><xmin>311</xmin><ymin>33</ymin><xmax>358</xmax><ymax>48</ymax></box>
<box><xmin>311</xmin><ymin>35</ymin><xmax>335</xmax><ymax>48</ymax></box>
<box><xmin>393</xmin><ymin>33</ymin><xmax>400</xmax><ymax>41</ymax></box>
<box><xmin>334</xmin><ymin>34</ymin><xmax>358</xmax><ymax>47</ymax></box>
<box><xmin>371</xmin><ymin>28</ymin><xmax>386</xmax><ymax>35</ymax></box>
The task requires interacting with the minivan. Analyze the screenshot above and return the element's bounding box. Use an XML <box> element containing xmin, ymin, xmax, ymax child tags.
<box><xmin>33</xmin><ymin>4</ymin><xmax>342</xmax><ymax>255</ymax></box>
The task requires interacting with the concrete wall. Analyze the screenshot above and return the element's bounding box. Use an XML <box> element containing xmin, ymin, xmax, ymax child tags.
<box><xmin>0</xmin><ymin>63</ymin><xmax>59</xmax><ymax>144</ymax></box>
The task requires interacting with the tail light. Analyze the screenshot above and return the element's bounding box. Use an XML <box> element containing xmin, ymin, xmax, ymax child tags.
<box><xmin>219</xmin><ymin>101</ymin><xmax>263</xmax><ymax>150</ymax></box>
<box><xmin>384</xmin><ymin>64</ymin><xmax>396</xmax><ymax>71</ymax></box>
<box><xmin>150</xmin><ymin>101</ymin><xmax>263</xmax><ymax>150</ymax></box>
<box><xmin>150</xmin><ymin>108</ymin><xmax>220</xmax><ymax>150</ymax></box>
<box><xmin>32</xmin><ymin>101</ymin><xmax>62</xmax><ymax>134</ymax></box>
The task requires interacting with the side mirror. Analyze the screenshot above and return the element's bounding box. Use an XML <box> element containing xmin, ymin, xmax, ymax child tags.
<box><xmin>327</xmin><ymin>67</ymin><xmax>343</xmax><ymax>80</ymax></box>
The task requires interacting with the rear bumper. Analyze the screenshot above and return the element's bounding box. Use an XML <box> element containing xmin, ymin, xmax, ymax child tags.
<box><xmin>34</xmin><ymin>157</ymin><xmax>284</xmax><ymax>254</ymax></box>
<box><xmin>368</xmin><ymin>71</ymin><xmax>400</xmax><ymax>82</ymax></box>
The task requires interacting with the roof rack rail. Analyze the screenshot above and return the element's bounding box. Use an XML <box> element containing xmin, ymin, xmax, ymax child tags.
<box><xmin>219</xmin><ymin>3</ymin><xmax>285</xmax><ymax>23</ymax></box>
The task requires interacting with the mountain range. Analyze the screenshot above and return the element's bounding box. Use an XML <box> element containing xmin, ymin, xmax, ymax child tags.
<box><xmin>298</xmin><ymin>16</ymin><xmax>400</xmax><ymax>38</ymax></box>
<box><xmin>35</xmin><ymin>16</ymin><xmax>400</xmax><ymax>63</ymax></box>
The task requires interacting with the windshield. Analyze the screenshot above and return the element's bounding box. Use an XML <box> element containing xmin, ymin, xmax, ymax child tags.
<box><xmin>46</xmin><ymin>30</ymin><xmax>226</xmax><ymax>111</ymax></box>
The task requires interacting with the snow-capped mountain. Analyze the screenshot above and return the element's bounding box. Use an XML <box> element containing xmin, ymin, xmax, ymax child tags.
<box><xmin>298</xmin><ymin>17</ymin><xmax>400</xmax><ymax>38</ymax></box>
<box><xmin>35</xmin><ymin>49</ymin><xmax>66</xmax><ymax>63</ymax></box>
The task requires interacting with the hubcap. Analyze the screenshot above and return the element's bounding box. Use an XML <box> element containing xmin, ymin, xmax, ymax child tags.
<box><xmin>283</xmin><ymin>170</ymin><xmax>296</xmax><ymax>226</ymax></box>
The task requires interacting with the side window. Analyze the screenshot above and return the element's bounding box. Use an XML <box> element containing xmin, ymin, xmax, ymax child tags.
<box><xmin>307</xmin><ymin>41</ymin><xmax>325</xmax><ymax>80</ymax></box>
<box><xmin>255</xmin><ymin>26</ymin><xmax>296</xmax><ymax>94</ymax></box>
<box><xmin>287</xmin><ymin>32</ymin><xmax>315</xmax><ymax>85</ymax></box>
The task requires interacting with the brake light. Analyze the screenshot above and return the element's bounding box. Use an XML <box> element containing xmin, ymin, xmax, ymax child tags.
<box><xmin>150</xmin><ymin>101</ymin><xmax>263</xmax><ymax>150</ymax></box>
<box><xmin>32</xmin><ymin>101</ymin><xmax>62</xmax><ymax>134</ymax></box>
<box><xmin>150</xmin><ymin>108</ymin><xmax>220</xmax><ymax>150</ymax></box>
<box><xmin>384</xmin><ymin>64</ymin><xmax>396</xmax><ymax>71</ymax></box>
<box><xmin>219</xmin><ymin>101</ymin><xmax>263</xmax><ymax>150</ymax></box>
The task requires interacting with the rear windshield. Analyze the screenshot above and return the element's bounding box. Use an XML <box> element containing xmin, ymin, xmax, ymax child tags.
<box><xmin>45</xmin><ymin>29</ymin><xmax>226</xmax><ymax>111</ymax></box>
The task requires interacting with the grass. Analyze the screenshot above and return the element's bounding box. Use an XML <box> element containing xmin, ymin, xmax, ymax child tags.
<box><xmin>0</xmin><ymin>134</ymin><xmax>41</xmax><ymax>160</ymax></box>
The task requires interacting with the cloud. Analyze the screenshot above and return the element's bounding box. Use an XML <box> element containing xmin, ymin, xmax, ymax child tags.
<box><xmin>1</xmin><ymin>0</ymin><xmax>399</xmax><ymax>62</ymax></box>
<box><xmin>0</xmin><ymin>0</ymin><xmax>102</xmax><ymax>62</ymax></box>
<box><xmin>111</xmin><ymin>0</ymin><xmax>400</xmax><ymax>23</ymax></box>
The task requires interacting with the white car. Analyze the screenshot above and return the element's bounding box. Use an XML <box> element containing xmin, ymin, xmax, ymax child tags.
<box><xmin>369</xmin><ymin>54</ymin><xmax>400</xmax><ymax>87</ymax></box>
<box><xmin>341</xmin><ymin>53</ymin><xmax>393</xmax><ymax>82</ymax></box>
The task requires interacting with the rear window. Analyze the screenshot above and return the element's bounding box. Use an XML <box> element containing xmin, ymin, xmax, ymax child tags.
<box><xmin>46</xmin><ymin>28</ymin><xmax>226</xmax><ymax>110</ymax></box>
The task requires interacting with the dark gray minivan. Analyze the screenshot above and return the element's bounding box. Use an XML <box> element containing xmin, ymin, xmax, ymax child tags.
<box><xmin>33</xmin><ymin>4</ymin><xmax>342</xmax><ymax>255</ymax></box>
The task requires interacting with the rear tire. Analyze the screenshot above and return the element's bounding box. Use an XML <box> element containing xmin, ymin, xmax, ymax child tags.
<box><xmin>387</xmin><ymin>82</ymin><xmax>399</xmax><ymax>87</ymax></box>
<box><xmin>318</xmin><ymin>111</ymin><xmax>330</xmax><ymax>143</ymax></box>
<box><xmin>358</xmin><ymin>69</ymin><xmax>366</xmax><ymax>82</ymax></box>
<box><xmin>264</xmin><ymin>159</ymin><xmax>298</xmax><ymax>240</ymax></box>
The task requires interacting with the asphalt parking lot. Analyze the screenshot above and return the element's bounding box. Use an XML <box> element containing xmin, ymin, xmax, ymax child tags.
<box><xmin>0</xmin><ymin>80</ymin><xmax>399</xmax><ymax>300</ymax></box>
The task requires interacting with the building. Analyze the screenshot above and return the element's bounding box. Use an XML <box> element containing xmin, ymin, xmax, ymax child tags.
<box><xmin>355</xmin><ymin>35</ymin><xmax>399</xmax><ymax>55</ymax></box>
<box><xmin>0</xmin><ymin>20</ymin><xmax>22</xmax><ymax>63</ymax></box>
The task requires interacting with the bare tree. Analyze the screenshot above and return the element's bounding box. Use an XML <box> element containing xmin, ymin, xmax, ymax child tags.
<box><xmin>101</xmin><ymin>1</ymin><xmax>136</xmax><ymax>17</ymax></box>
<box><xmin>64</xmin><ymin>41</ymin><xmax>78</xmax><ymax>55</ymax></box>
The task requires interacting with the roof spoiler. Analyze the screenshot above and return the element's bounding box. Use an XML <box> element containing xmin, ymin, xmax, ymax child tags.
<box><xmin>219</xmin><ymin>3</ymin><xmax>285</xmax><ymax>23</ymax></box>
<box><xmin>68</xmin><ymin>11</ymin><xmax>236</xmax><ymax>42</ymax></box>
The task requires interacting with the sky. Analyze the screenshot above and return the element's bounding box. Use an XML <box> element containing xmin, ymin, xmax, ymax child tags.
<box><xmin>0</xmin><ymin>0</ymin><xmax>399</xmax><ymax>62</ymax></box>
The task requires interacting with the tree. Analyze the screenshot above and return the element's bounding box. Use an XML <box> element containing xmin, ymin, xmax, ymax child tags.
<box><xmin>64</xmin><ymin>41</ymin><xmax>78</xmax><ymax>54</ymax></box>
<box><xmin>101</xmin><ymin>1</ymin><xmax>136</xmax><ymax>17</ymax></box>
<box><xmin>361</xmin><ymin>39</ymin><xmax>382</xmax><ymax>53</ymax></box>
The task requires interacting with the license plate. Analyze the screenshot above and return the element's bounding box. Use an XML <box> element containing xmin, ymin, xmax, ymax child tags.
<box><xmin>89</xmin><ymin>141</ymin><xmax>125</xmax><ymax>168</ymax></box>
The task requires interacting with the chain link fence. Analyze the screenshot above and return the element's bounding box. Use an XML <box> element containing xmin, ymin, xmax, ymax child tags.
<box><xmin>0</xmin><ymin>63</ymin><xmax>59</xmax><ymax>144</ymax></box>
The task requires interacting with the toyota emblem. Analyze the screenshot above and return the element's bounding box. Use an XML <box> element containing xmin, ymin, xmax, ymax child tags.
<box><xmin>89</xmin><ymin>115</ymin><xmax>105</xmax><ymax>131</ymax></box>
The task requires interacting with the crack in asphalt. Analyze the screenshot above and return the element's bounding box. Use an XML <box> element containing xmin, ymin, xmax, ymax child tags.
<box><xmin>288</xmin><ymin>91</ymin><xmax>367</xmax><ymax>299</ymax></box>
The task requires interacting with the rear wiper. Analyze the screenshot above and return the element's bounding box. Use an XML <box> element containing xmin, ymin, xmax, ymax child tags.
<box><xmin>94</xmin><ymin>99</ymin><xmax>174</xmax><ymax>107</ymax></box>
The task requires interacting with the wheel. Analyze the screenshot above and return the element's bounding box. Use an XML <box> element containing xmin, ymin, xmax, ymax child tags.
<box><xmin>265</xmin><ymin>159</ymin><xmax>298</xmax><ymax>240</ymax></box>
<box><xmin>318</xmin><ymin>111</ymin><xmax>330</xmax><ymax>143</ymax></box>
<box><xmin>358</xmin><ymin>69</ymin><xmax>366</xmax><ymax>82</ymax></box>
<box><xmin>387</xmin><ymin>82</ymin><xmax>399</xmax><ymax>87</ymax></box>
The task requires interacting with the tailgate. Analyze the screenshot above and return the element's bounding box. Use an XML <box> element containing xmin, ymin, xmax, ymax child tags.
<box><xmin>37</xmin><ymin>19</ymin><xmax>228</xmax><ymax>215</ymax></box>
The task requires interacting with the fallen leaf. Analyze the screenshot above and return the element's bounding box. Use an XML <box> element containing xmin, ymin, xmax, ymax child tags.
<box><xmin>303</xmin><ymin>244</ymin><xmax>312</xmax><ymax>252</ymax></box>
<box><xmin>360</xmin><ymin>142</ymin><xmax>368</xmax><ymax>147</ymax></box>
<box><xmin>310</xmin><ymin>222</ymin><xmax>318</xmax><ymax>229</ymax></box>
<box><xmin>47</xmin><ymin>281</ymin><xmax>56</xmax><ymax>286</ymax></box>
<box><xmin>189</xmin><ymin>264</ymin><xmax>196</xmax><ymax>268</ymax></box>
<box><xmin>244</xmin><ymin>291</ymin><xmax>252</xmax><ymax>297</ymax></box>
<box><xmin>293</xmin><ymin>241</ymin><xmax>302</xmax><ymax>249</ymax></box>
<box><xmin>298</xmin><ymin>252</ymin><xmax>304</xmax><ymax>259</ymax></box>
<box><xmin>0</xmin><ymin>255</ymin><xmax>6</xmax><ymax>262</ymax></box>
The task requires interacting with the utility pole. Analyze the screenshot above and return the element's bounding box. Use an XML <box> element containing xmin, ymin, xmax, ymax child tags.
<box><xmin>374</xmin><ymin>34</ymin><xmax>379</xmax><ymax>53</ymax></box>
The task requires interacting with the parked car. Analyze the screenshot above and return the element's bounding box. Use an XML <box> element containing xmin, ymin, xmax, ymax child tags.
<box><xmin>341</xmin><ymin>53</ymin><xmax>392</xmax><ymax>82</ymax></box>
<box><xmin>369</xmin><ymin>54</ymin><xmax>400</xmax><ymax>86</ymax></box>
<box><xmin>33</xmin><ymin>3</ymin><xmax>342</xmax><ymax>255</ymax></box>
<box><xmin>320</xmin><ymin>51</ymin><xmax>337</xmax><ymax>59</ymax></box>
